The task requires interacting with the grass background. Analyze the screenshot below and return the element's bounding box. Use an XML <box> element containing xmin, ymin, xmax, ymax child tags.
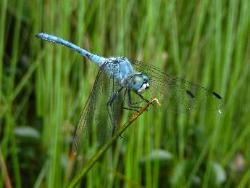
<box><xmin>0</xmin><ymin>0</ymin><xmax>250</xmax><ymax>187</ymax></box>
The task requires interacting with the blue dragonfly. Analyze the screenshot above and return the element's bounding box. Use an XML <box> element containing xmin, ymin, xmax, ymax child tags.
<box><xmin>36</xmin><ymin>33</ymin><xmax>222</xmax><ymax>153</ymax></box>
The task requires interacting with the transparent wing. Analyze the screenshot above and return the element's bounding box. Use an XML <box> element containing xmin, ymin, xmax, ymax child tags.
<box><xmin>132</xmin><ymin>61</ymin><xmax>223</xmax><ymax>113</ymax></box>
<box><xmin>72</xmin><ymin>68</ymin><xmax>105</xmax><ymax>153</ymax></box>
<box><xmin>72</xmin><ymin>64</ymin><xmax>124</xmax><ymax>154</ymax></box>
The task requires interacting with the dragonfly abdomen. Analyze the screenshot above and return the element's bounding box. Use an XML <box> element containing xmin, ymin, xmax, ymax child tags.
<box><xmin>36</xmin><ymin>33</ymin><xmax>106</xmax><ymax>66</ymax></box>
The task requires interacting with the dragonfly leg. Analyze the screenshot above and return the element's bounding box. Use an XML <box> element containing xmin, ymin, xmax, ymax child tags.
<box><xmin>128</xmin><ymin>90</ymin><xmax>142</xmax><ymax>108</ymax></box>
<box><xmin>125</xmin><ymin>90</ymin><xmax>149</xmax><ymax>109</ymax></box>
<box><xmin>107</xmin><ymin>87</ymin><xmax>123</xmax><ymax>135</ymax></box>
<box><xmin>136</xmin><ymin>92</ymin><xmax>149</xmax><ymax>103</ymax></box>
<box><xmin>117</xmin><ymin>89</ymin><xmax>139</xmax><ymax>112</ymax></box>
<box><xmin>121</xmin><ymin>89</ymin><xmax>141</xmax><ymax>112</ymax></box>
<box><xmin>122</xmin><ymin>106</ymin><xmax>140</xmax><ymax>112</ymax></box>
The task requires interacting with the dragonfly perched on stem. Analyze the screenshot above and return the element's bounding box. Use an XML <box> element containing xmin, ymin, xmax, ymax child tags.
<box><xmin>36</xmin><ymin>33</ymin><xmax>223</xmax><ymax>154</ymax></box>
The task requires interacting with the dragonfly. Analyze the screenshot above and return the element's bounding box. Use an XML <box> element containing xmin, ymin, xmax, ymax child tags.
<box><xmin>36</xmin><ymin>33</ymin><xmax>223</xmax><ymax>153</ymax></box>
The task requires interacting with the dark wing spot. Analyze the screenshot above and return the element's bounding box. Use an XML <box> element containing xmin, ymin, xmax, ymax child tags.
<box><xmin>212</xmin><ymin>92</ymin><xmax>222</xmax><ymax>99</ymax></box>
<box><xmin>186</xmin><ymin>90</ymin><xmax>195</xmax><ymax>98</ymax></box>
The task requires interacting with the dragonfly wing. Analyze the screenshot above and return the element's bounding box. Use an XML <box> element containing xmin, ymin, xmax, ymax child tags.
<box><xmin>73</xmin><ymin>69</ymin><xmax>102</xmax><ymax>153</ymax></box>
<box><xmin>73</xmin><ymin>63</ymin><xmax>124</xmax><ymax>154</ymax></box>
<box><xmin>132</xmin><ymin>61</ymin><xmax>223</xmax><ymax>113</ymax></box>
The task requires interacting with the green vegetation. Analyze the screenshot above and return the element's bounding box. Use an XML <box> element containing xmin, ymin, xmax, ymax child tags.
<box><xmin>0</xmin><ymin>0</ymin><xmax>250</xmax><ymax>187</ymax></box>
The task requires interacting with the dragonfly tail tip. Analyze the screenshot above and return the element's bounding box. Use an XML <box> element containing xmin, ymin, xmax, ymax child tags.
<box><xmin>35</xmin><ymin>33</ymin><xmax>42</xmax><ymax>39</ymax></box>
<box><xmin>35</xmin><ymin>32</ymin><xmax>47</xmax><ymax>39</ymax></box>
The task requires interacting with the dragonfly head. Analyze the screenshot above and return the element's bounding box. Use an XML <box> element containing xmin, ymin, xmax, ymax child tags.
<box><xmin>130</xmin><ymin>73</ymin><xmax>150</xmax><ymax>93</ymax></box>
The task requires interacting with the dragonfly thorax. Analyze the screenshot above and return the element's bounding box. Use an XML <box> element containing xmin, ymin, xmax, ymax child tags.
<box><xmin>126</xmin><ymin>73</ymin><xmax>150</xmax><ymax>93</ymax></box>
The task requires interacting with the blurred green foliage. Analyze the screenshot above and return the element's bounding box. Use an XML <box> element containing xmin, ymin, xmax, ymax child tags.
<box><xmin>0</xmin><ymin>0</ymin><xmax>250</xmax><ymax>187</ymax></box>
